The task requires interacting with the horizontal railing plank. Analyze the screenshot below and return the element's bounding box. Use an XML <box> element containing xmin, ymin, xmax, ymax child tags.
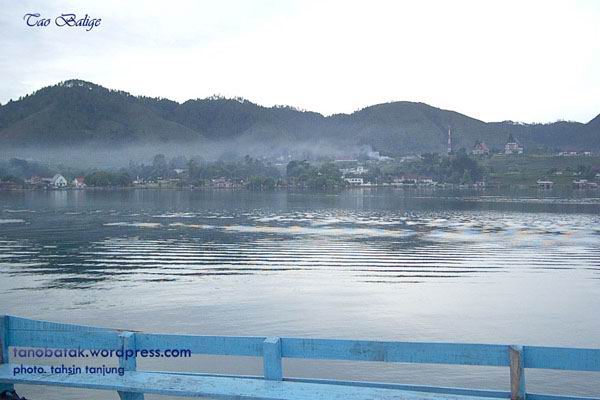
<box><xmin>527</xmin><ymin>394</ymin><xmax>600</xmax><ymax>400</ymax></box>
<box><xmin>281</xmin><ymin>339</ymin><xmax>510</xmax><ymax>366</ymax></box>
<box><xmin>8</xmin><ymin>329</ymin><xmax>121</xmax><ymax>350</ymax></box>
<box><xmin>135</xmin><ymin>333</ymin><xmax>265</xmax><ymax>357</ymax></box>
<box><xmin>524</xmin><ymin>346</ymin><xmax>600</xmax><ymax>372</ymax></box>
<box><xmin>8</xmin><ymin>316</ymin><xmax>117</xmax><ymax>333</ymax></box>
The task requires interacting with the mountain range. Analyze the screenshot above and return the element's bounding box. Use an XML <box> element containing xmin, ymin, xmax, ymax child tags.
<box><xmin>0</xmin><ymin>79</ymin><xmax>598</xmax><ymax>156</ymax></box>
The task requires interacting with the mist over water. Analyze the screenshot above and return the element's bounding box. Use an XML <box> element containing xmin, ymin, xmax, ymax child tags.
<box><xmin>1</xmin><ymin>189</ymin><xmax>599</xmax><ymax>399</ymax></box>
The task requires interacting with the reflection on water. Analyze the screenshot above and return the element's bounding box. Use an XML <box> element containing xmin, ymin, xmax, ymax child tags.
<box><xmin>1</xmin><ymin>189</ymin><xmax>600</xmax><ymax>398</ymax></box>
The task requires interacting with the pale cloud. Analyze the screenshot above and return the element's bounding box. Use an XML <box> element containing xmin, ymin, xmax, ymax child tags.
<box><xmin>0</xmin><ymin>0</ymin><xmax>598</xmax><ymax>123</ymax></box>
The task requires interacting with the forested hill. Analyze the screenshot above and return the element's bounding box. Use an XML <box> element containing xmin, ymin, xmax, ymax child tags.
<box><xmin>0</xmin><ymin>79</ymin><xmax>598</xmax><ymax>154</ymax></box>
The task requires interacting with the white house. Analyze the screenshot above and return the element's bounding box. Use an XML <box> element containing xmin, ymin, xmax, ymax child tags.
<box><xmin>392</xmin><ymin>175</ymin><xmax>436</xmax><ymax>186</ymax></box>
<box><xmin>72</xmin><ymin>177</ymin><xmax>86</xmax><ymax>188</ymax></box>
<box><xmin>340</xmin><ymin>165</ymin><xmax>368</xmax><ymax>175</ymax></box>
<box><xmin>573</xmin><ymin>179</ymin><xmax>598</xmax><ymax>189</ymax></box>
<box><xmin>504</xmin><ymin>134</ymin><xmax>523</xmax><ymax>155</ymax></box>
<box><xmin>344</xmin><ymin>177</ymin><xmax>364</xmax><ymax>185</ymax></box>
<box><xmin>51</xmin><ymin>174</ymin><xmax>68</xmax><ymax>188</ymax></box>
<box><xmin>505</xmin><ymin>142</ymin><xmax>523</xmax><ymax>155</ymax></box>
<box><xmin>472</xmin><ymin>142</ymin><xmax>490</xmax><ymax>155</ymax></box>
<box><xmin>418</xmin><ymin>177</ymin><xmax>436</xmax><ymax>185</ymax></box>
<box><xmin>558</xmin><ymin>151</ymin><xmax>578</xmax><ymax>157</ymax></box>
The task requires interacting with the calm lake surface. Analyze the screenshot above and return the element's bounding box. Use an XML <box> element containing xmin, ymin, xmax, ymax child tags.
<box><xmin>1</xmin><ymin>189</ymin><xmax>599</xmax><ymax>399</ymax></box>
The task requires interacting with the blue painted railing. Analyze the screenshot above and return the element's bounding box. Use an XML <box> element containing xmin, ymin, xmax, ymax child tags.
<box><xmin>1</xmin><ymin>316</ymin><xmax>599</xmax><ymax>400</ymax></box>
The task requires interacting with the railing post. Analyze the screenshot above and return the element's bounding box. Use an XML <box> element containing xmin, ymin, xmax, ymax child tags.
<box><xmin>263</xmin><ymin>337</ymin><xmax>283</xmax><ymax>381</ymax></box>
<box><xmin>118</xmin><ymin>332</ymin><xmax>144</xmax><ymax>400</ymax></box>
<box><xmin>0</xmin><ymin>316</ymin><xmax>14</xmax><ymax>393</ymax></box>
<box><xmin>509</xmin><ymin>345</ymin><xmax>526</xmax><ymax>400</ymax></box>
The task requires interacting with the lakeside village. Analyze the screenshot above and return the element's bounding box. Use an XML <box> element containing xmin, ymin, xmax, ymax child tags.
<box><xmin>1</xmin><ymin>135</ymin><xmax>600</xmax><ymax>191</ymax></box>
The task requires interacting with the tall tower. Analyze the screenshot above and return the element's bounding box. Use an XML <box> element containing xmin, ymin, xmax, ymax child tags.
<box><xmin>447</xmin><ymin>127</ymin><xmax>452</xmax><ymax>154</ymax></box>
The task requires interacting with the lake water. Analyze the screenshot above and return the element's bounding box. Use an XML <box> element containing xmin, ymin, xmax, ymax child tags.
<box><xmin>1</xmin><ymin>189</ymin><xmax>599</xmax><ymax>399</ymax></box>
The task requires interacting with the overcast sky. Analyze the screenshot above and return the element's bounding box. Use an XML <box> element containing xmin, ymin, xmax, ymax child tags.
<box><xmin>0</xmin><ymin>0</ymin><xmax>599</xmax><ymax>123</ymax></box>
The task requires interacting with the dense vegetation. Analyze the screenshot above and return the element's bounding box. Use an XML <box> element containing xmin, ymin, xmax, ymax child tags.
<box><xmin>419</xmin><ymin>150</ymin><xmax>484</xmax><ymax>184</ymax></box>
<box><xmin>286</xmin><ymin>160</ymin><xmax>346</xmax><ymax>189</ymax></box>
<box><xmin>1</xmin><ymin>80</ymin><xmax>599</xmax><ymax>154</ymax></box>
<box><xmin>84</xmin><ymin>171</ymin><xmax>132</xmax><ymax>187</ymax></box>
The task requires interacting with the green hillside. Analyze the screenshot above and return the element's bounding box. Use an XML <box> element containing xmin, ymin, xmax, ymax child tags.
<box><xmin>0</xmin><ymin>79</ymin><xmax>598</xmax><ymax>155</ymax></box>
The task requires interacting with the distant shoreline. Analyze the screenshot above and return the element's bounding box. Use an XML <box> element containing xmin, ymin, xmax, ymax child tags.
<box><xmin>1</xmin><ymin>185</ymin><xmax>599</xmax><ymax>193</ymax></box>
